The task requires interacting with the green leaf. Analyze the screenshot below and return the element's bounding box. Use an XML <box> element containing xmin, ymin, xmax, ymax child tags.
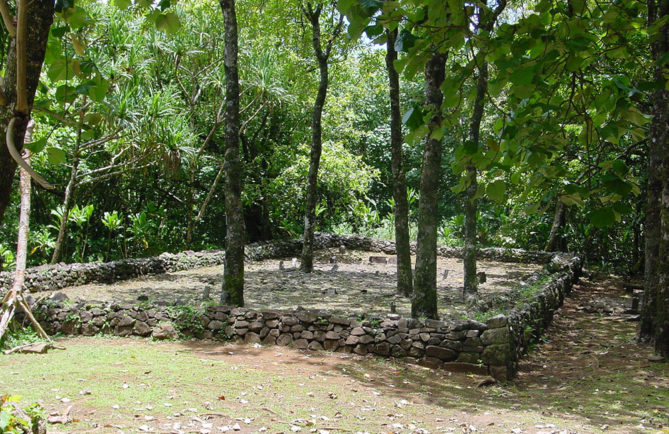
<box><xmin>486</xmin><ymin>180</ymin><xmax>506</xmax><ymax>203</ymax></box>
<box><xmin>48</xmin><ymin>58</ymin><xmax>73</xmax><ymax>82</ymax></box>
<box><xmin>155</xmin><ymin>12</ymin><xmax>181</xmax><ymax>34</ymax></box>
<box><xmin>509</xmin><ymin>67</ymin><xmax>534</xmax><ymax>86</ymax></box>
<box><xmin>559</xmin><ymin>193</ymin><xmax>583</xmax><ymax>206</ymax></box>
<box><xmin>47</xmin><ymin>147</ymin><xmax>67</xmax><ymax>165</ymax></box>
<box><xmin>85</xmin><ymin>113</ymin><xmax>103</xmax><ymax>126</ymax></box>
<box><xmin>55</xmin><ymin>85</ymin><xmax>77</xmax><ymax>105</ymax></box>
<box><xmin>89</xmin><ymin>76</ymin><xmax>110</xmax><ymax>102</ymax></box>
<box><xmin>114</xmin><ymin>0</ymin><xmax>132</xmax><ymax>9</ymax></box>
<box><xmin>25</xmin><ymin>138</ymin><xmax>48</xmax><ymax>154</ymax></box>
<box><xmin>588</xmin><ymin>207</ymin><xmax>616</xmax><ymax>228</ymax></box>
<box><xmin>402</xmin><ymin>106</ymin><xmax>424</xmax><ymax>130</ymax></box>
<box><xmin>63</xmin><ymin>7</ymin><xmax>92</xmax><ymax>30</ymax></box>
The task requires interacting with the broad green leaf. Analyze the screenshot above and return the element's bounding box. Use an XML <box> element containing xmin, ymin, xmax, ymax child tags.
<box><xmin>155</xmin><ymin>12</ymin><xmax>181</xmax><ymax>34</ymax></box>
<box><xmin>47</xmin><ymin>147</ymin><xmax>67</xmax><ymax>165</ymax></box>
<box><xmin>85</xmin><ymin>113</ymin><xmax>103</xmax><ymax>126</ymax></box>
<box><xmin>25</xmin><ymin>138</ymin><xmax>48</xmax><ymax>154</ymax></box>
<box><xmin>402</xmin><ymin>106</ymin><xmax>424</xmax><ymax>130</ymax></box>
<box><xmin>114</xmin><ymin>0</ymin><xmax>132</xmax><ymax>9</ymax></box>
<box><xmin>48</xmin><ymin>58</ymin><xmax>73</xmax><ymax>82</ymax></box>
<box><xmin>509</xmin><ymin>67</ymin><xmax>534</xmax><ymax>86</ymax></box>
<box><xmin>89</xmin><ymin>76</ymin><xmax>110</xmax><ymax>102</ymax></box>
<box><xmin>63</xmin><ymin>7</ymin><xmax>92</xmax><ymax>30</ymax></box>
<box><xmin>486</xmin><ymin>180</ymin><xmax>506</xmax><ymax>203</ymax></box>
<box><xmin>559</xmin><ymin>193</ymin><xmax>583</xmax><ymax>206</ymax></box>
<box><xmin>55</xmin><ymin>85</ymin><xmax>77</xmax><ymax>105</ymax></box>
<box><xmin>621</xmin><ymin>107</ymin><xmax>650</xmax><ymax>126</ymax></box>
<box><xmin>588</xmin><ymin>207</ymin><xmax>616</xmax><ymax>228</ymax></box>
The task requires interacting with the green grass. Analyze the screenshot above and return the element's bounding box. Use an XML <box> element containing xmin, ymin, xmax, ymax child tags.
<box><xmin>1</xmin><ymin>336</ymin><xmax>666</xmax><ymax>433</ymax></box>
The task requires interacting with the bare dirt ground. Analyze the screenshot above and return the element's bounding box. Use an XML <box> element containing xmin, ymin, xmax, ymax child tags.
<box><xmin>47</xmin><ymin>248</ymin><xmax>540</xmax><ymax>320</ymax></box>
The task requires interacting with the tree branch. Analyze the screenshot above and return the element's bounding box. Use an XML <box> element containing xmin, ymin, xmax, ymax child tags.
<box><xmin>6</xmin><ymin>118</ymin><xmax>54</xmax><ymax>190</ymax></box>
<box><xmin>76</xmin><ymin>161</ymin><xmax>155</xmax><ymax>186</ymax></box>
<box><xmin>0</xmin><ymin>0</ymin><xmax>15</xmax><ymax>37</ymax></box>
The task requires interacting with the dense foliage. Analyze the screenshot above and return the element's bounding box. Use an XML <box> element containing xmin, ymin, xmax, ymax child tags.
<box><xmin>0</xmin><ymin>0</ymin><xmax>657</xmax><ymax>274</ymax></box>
<box><xmin>0</xmin><ymin>0</ymin><xmax>666</xmax><ymax>351</ymax></box>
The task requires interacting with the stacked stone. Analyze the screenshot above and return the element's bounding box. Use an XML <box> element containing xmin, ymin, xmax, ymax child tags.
<box><xmin>15</xmin><ymin>235</ymin><xmax>584</xmax><ymax>382</ymax></box>
<box><xmin>36</xmin><ymin>299</ymin><xmax>176</xmax><ymax>339</ymax></box>
<box><xmin>1</xmin><ymin>233</ymin><xmax>565</xmax><ymax>296</ymax></box>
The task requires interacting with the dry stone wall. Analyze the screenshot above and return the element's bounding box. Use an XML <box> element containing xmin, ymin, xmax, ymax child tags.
<box><xmin>1</xmin><ymin>233</ymin><xmax>554</xmax><ymax>295</ymax></box>
<box><xmin>9</xmin><ymin>234</ymin><xmax>582</xmax><ymax>381</ymax></box>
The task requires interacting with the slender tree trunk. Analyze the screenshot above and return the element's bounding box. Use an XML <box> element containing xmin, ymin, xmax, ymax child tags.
<box><xmin>0</xmin><ymin>122</ymin><xmax>49</xmax><ymax>341</ymax></box>
<box><xmin>463</xmin><ymin>58</ymin><xmax>489</xmax><ymax>301</ymax></box>
<box><xmin>640</xmin><ymin>0</ymin><xmax>668</xmax><ymax>345</ymax></box>
<box><xmin>50</xmin><ymin>166</ymin><xmax>77</xmax><ymax>264</ymax></box>
<box><xmin>463</xmin><ymin>165</ymin><xmax>478</xmax><ymax>299</ymax></box>
<box><xmin>300</xmin><ymin>54</ymin><xmax>326</xmax><ymax>272</ymax></box>
<box><xmin>386</xmin><ymin>28</ymin><xmax>413</xmax><ymax>297</ymax></box>
<box><xmin>412</xmin><ymin>51</ymin><xmax>447</xmax><ymax>320</ymax></box>
<box><xmin>51</xmin><ymin>114</ymin><xmax>84</xmax><ymax>264</ymax></box>
<box><xmin>0</xmin><ymin>0</ymin><xmax>54</xmax><ymax>222</ymax></box>
<box><xmin>219</xmin><ymin>0</ymin><xmax>245</xmax><ymax>306</ymax></box>
<box><xmin>545</xmin><ymin>199</ymin><xmax>566</xmax><ymax>252</ymax></box>
<box><xmin>186</xmin><ymin>170</ymin><xmax>195</xmax><ymax>249</ymax></box>
<box><xmin>649</xmin><ymin>0</ymin><xmax>669</xmax><ymax>357</ymax></box>
<box><xmin>301</xmin><ymin>4</ymin><xmax>342</xmax><ymax>273</ymax></box>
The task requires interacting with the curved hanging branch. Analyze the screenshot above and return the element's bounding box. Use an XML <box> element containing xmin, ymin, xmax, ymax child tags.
<box><xmin>6</xmin><ymin>117</ymin><xmax>55</xmax><ymax>190</ymax></box>
<box><xmin>0</xmin><ymin>0</ymin><xmax>16</xmax><ymax>37</ymax></box>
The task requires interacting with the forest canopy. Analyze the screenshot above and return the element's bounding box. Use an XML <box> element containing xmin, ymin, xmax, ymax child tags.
<box><xmin>0</xmin><ymin>0</ymin><xmax>667</xmax><ymax>354</ymax></box>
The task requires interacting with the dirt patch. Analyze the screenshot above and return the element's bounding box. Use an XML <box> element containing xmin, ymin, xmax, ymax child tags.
<box><xmin>46</xmin><ymin>248</ymin><xmax>540</xmax><ymax>320</ymax></box>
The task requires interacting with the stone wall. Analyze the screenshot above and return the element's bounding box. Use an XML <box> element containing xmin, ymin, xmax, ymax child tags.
<box><xmin>7</xmin><ymin>234</ymin><xmax>582</xmax><ymax>381</ymax></box>
<box><xmin>1</xmin><ymin>233</ymin><xmax>554</xmax><ymax>295</ymax></box>
<box><xmin>28</xmin><ymin>250</ymin><xmax>582</xmax><ymax>381</ymax></box>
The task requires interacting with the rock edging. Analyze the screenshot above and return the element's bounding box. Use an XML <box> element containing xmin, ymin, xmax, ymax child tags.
<box><xmin>2</xmin><ymin>233</ymin><xmax>556</xmax><ymax>294</ymax></box>
<box><xmin>31</xmin><ymin>251</ymin><xmax>582</xmax><ymax>381</ymax></box>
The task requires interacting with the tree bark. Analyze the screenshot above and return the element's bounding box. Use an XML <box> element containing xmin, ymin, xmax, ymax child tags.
<box><xmin>412</xmin><ymin>51</ymin><xmax>446</xmax><ymax>320</ymax></box>
<box><xmin>648</xmin><ymin>0</ymin><xmax>669</xmax><ymax>356</ymax></box>
<box><xmin>640</xmin><ymin>0</ymin><xmax>668</xmax><ymax>345</ymax></box>
<box><xmin>386</xmin><ymin>28</ymin><xmax>413</xmax><ymax>297</ymax></box>
<box><xmin>219</xmin><ymin>0</ymin><xmax>245</xmax><ymax>306</ymax></box>
<box><xmin>463</xmin><ymin>164</ymin><xmax>478</xmax><ymax>299</ymax></box>
<box><xmin>463</xmin><ymin>58</ymin><xmax>489</xmax><ymax>301</ymax></box>
<box><xmin>0</xmin><ymin>122</ymin><xmax>49</xmax><ymax>341</ymax></box>
<box><xmin>300</xmin><ymin>3</ymin><xmax>342</xmax><ymax>272</ymax></box>
<box><xmin>545</xmin><ymin>198</ymin><xmax>566</xmax><ymax>252</ymax></box>
<box><xmin>0</xmin><ymin>0</ymin><xmax>54</xmax><ymax>222</ymax></box>
<box><xmin>51</xmin><ymin>113</ymin><xmax>84</xmax><ymax>264</ymax></box>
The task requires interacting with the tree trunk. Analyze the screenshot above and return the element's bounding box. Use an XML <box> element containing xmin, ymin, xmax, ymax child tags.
<box><xmin>463</xmin><ymin>165</ymin><xmax>478</xmax><ymax>300</ymax></box>
<box><xmin>386</xmin><ymin>28</ymin><xmax>413</xmax><ymax>297</ymax></box>
<box><xmin>0</xmin><ymin>122</ymin><xmax>49</xmax><ymax>341</ymax></box>
<box><xmin>301</xmin><ymin>4</ymin><xmax>338</xmax><ymax>273</ymax></box>
<box><xmin>649</xmin><ymin>0</ymin><xmax>669</xmax><ymax>357</ymax></box>
<box><xmin>219</xmin><ymin>0</ymin><xmax>245</xmax><ymax>306</ymax></box>
<box><xmin>0</xmin><ymin>0</ymin><xmax>54</xmax><ymax>222</ymax></box>
<box><xmin>640</xmin><ymin>0</ymin><xmax>668</xmax><ymax>345</ymax></box>
<box><xmin>412</xmin><ymin>51</ymin><xmax>446</xmax><ymax>320</ymax></box>
<box><xmin>463</xmin><ymin>57</ymin><xmax>489</xmax><ymax>301</ymax></box>
<box><xmin>51</xmin><ymin>115</ymin><xmax>84</xmax><ymax>264</ymax></box>
<box><xmin>545</xmin><ymin>199</ymin><xmax>566</xmax><ymax>252</ymax></box>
